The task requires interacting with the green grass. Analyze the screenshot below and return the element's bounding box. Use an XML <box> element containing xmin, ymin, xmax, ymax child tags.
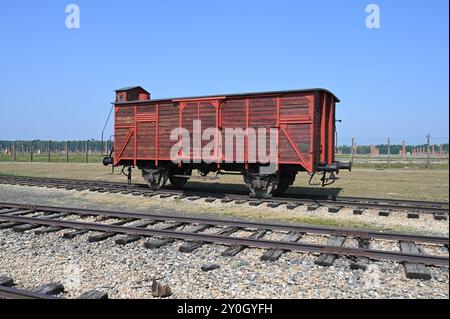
<box><xmin>335</xmin><ymin>155</ymin><xmax>449</xmax><ymax>170</ymax></box>
<box><xmin>0</xmin><ymin>154</ymin><xmax>103</xmax><ymax>163</ymax></box>
<box><xmin>349</xmin><ymin>162</ymin><xmax>449</xmax><ymax>170</ymax></box>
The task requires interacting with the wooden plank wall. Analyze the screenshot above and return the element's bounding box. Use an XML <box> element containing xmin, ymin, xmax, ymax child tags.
<box><xmin>114</xmin><ymin>91</ymin><xmax>334</xmax><ymax>171</ymax></box>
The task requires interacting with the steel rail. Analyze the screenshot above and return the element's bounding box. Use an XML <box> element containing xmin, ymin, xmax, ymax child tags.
<box><xmin>1</xmin><ymin>175</ymin><xmax>448</xmax><ymax>207</ymax></box>
<box><xmin>0</xmin><ymin>175</ymin><xmax>448</xmax><ymax>213</ymax></box>
<box><xmin>0</xmin><ymin>202</ymin><xmax>448</xmax><ymax>244</ymax></box>
<box><xmin>214</xmin><ymin>193</ymin><xmax>449</xmax><ymax>214</ymax></box>
<box><xmin>0</xmin><ymin>209</ymin><xmax>448</xmax><ymax>267</ymax></box>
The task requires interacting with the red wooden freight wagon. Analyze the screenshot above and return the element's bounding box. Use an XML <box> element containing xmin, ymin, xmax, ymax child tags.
<box><xmin>103</xmin><ymin>86</ymin><xmax>351</xmax><ymax>196</ymax></box>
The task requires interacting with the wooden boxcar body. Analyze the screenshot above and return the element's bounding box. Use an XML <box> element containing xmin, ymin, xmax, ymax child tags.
<box><xmin>107</xmin><ymin>87</ymin><xmax>350</xmax><ymax>196</ymax></box>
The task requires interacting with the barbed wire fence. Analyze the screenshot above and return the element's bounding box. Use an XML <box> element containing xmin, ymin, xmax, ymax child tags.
<box><xmin>336</xmin><ymin>136</ymin><xmax>449</xmax><ymax>169</ymax></box>
<box><xmin>0</xmin><ymin>136</ymin><xmax>448</xmax><ymax>168</ymax></box>
<box><xmin>0</xmin><ymin>140</ymin><xmax>113</xmax><ymax>163</ymax></box>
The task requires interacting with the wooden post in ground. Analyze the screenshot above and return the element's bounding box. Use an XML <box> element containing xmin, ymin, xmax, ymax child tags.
<box><xmin>65</xmin><ymin>141</ymin><xmax>69</xmax><ymax>163</ymax></box>
<box><xmin>409</xmin><ymin>143</ymin><xmax>413</xmax><ymax>164</ymax></box>
<box><xmin>387</xmin><ymin>137</ymin><xmax>391</xmax><ymax>169</ymax></box>
<box><xmin>426</xmin><ymin>134</ymin><xmax>431</xmax><ymax>169</ymax></box>
<box><xmin>402</xmin><ymin>141</ymin><xmax>406</xmax><ymax>160</ymax></box>
<box><xmin>13</xmin><ymin>141</ymin><xmax>16</xmax><ymax>162</ymax></box>
<box><xmin>48</xmin><ymin>140</ymin><xmax>51</xmax><ymax>163</ymax></box>
<box><xmin>351</xmin><ymin>137</ymin><xmax>355</xmax><ymax>164</ymax></box>
<box><xmin>30</xmin><ymin>141</ymin><xmax>34</xmax><ymax>162</ymax></box>
<box><xmin>85</xmin><ymin>140</ymin><xmax>89</xmax><ymax>163</ymax></box>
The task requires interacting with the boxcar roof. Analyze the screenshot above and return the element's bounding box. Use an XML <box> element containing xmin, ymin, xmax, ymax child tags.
<box><xmin>115</xmin><ymin>86</ymin><xmax>150</xmax><ymax>93</ymax></box>
<box><xmin>114</xmin><ymin>88</ymin><xmax>340</xmax><ymax>104</ymax></box>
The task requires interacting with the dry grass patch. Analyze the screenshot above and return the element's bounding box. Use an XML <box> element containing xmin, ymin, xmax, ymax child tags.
<box><xmin>0</xmin><ymin>162</ymin><xmax>448</xmax><ymax>202</ymax></box>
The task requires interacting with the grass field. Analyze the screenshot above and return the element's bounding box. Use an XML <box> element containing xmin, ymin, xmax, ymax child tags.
<box><xmin>0</xmin><ymin>154</ymin><xmax>104</xmax><ymax>163</ymax></box>
<box><xmin>0</xmin><ymin>162</ymin><xmax>448</xmax><ymax>202</ymax></box>
<box><xmin>2</xmin><ymin>153</ymin><xmax>448</xmax><ymax>170</ymax></box>
<box><xmin>335</xmin><ymin>154</ymin><xmax>449</xmax><ymax>170</ymax></box>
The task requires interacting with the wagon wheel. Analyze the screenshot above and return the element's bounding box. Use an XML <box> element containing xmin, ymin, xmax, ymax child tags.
<box><xmin>169</xmin><ymin>168</ymin><xmax>192</xmax><ymax>188</ymax></box>
<box><xmin>243</xmin><ymin>172</ymin><xmax>276</xmax><ymax>198</ymax></box>
<box><xmin>272</xmin><ymin>171</ymin><xmax>296</xmax><ymax>195</ymax></box>
<box><xmin>272</xmin><ymin>181</ymin><xmax>290</xmax><ymax>195</ymax></box>
<box><xmin>253</xmin><ymin>179</ymin><xmax>276</xmax><ymax>198</ymax></box>
<box><xmin>142</xmin><ymin>170</ymin><xmax>168</xmax><ymax>190</ymax></box>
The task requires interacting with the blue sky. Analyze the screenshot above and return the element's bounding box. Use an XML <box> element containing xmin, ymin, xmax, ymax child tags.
<box><xmin>0</xmin><ymin>0</ymin><xmax>448</xmax><ymax>145</ymax></box>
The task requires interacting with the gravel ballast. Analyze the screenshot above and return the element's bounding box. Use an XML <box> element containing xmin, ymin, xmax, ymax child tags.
<box><xmin>0</xmin><ymin>184</ymin><xmax>447</xmax><ymax>236</ymax></box>
<box><xmin>0</xmin><ymin>184</ymin><xmax>448</xmax><ymax>299</ymax></box>
<box><xmin>0</xmin><ymin>227</ymin><xmax>448</xmax><ymax>299</ymax></box>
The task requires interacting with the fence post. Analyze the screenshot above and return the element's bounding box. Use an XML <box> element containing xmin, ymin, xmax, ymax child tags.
<box><xmin>30</xmin><ymin>141</ymin><xmax>34</xmax><ymax>162</ymax></box>
<box><xmin>426</xmin><ymin>134</ymin><xmax>431</xmax><ymax>169</ymax></box>
<box><xmin>13</xmin><ymin>141</ymin><xmax>16</xmax><ymax>162</ymax></box>
<box><xmin>402</xmin><ymin>141</ymin><xmax>406</xmax><ymax>160</ymax></box>
<box><xmin>66</xmin><ymin>141</ymin><xmax>69</xmax><ymax>163</ymax></box>
<box><xmin>48</xmin><ymin>140</ymin><xmax>51</xmax><ymax>163</ymax></box>
<box><xmin>85</xmin><ymin>140</ymin><xmax>89</xmax><ymax>163</ymax></box>
<box><xmin>351</xmin><ymin>137</ymin><xmax>355</xmax><ymax>164</ymax></box>
<box><xmin>387</xmin><ymin>137</ymin><xmax>391</xmax><ymax>169</ymax></box>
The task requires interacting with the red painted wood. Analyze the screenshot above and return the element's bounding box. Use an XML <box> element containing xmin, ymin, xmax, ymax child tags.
<box><xmin>115</xmin><ymin>128</ymin><xmax>134</xmax><ymax>164</ymax></box>
<box><xmin>134</xmin><ymin>106</ymin><xmax>137</xmax><ymax>166</ymax></box>
<box><xmin>276</xmin><ymin>97</ymin><xmax>280</xmax><ymax>171</ymax></box>
<box><xmin>173</xmin><ymin>96</ymin><xmax>226</xmax><ymax>102</ymax></box>
<box><xmin>178</xmin><ymin>103</ymin><xmax>184</xmax><ymax>165</ymax></box>
<box><xmin>156</xmin><ymin>103</ymin><xmax>159</xmax><ymax>166</ymax></box>
<box><xmin>245</xmin><ymin>98</ymin><xmax>250</xmax><ymax>170</ymax></box>
<box><xmin>280</xmin><ymin>125</ymin><xmax>312</xmax><ymax>172</ymax></box>
<box><xmin>320</xmin><ymin>93</ymin><xmax>327</xmax><ymax>162</ymax></box>
<box><xmin>113</xmin><ymin>89</ymin><xmax>339</xmax><ymax>173</ymax></box>
<box><xmin>327</xmin><ymin>95</ymin><xmax>334</xmax><ymax>164</ymax></box>
<box><xmin>309</xmin><ymin>96</ymin><xmax>314</xmax><ymax>168</ymax></box>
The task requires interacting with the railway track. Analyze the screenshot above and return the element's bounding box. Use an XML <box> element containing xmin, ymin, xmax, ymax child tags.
<box><xmin>0</xmin><ymin>202</ymin><xmax>448</xmax><ymax>275</ymax></box>
<box><xmin>0</xmin><ymin>175</ymin><xmax>448</xmax><ymax>218</ymax></box>
<box><xmin>0</xmin><ymin>275</ymin><xmax>108</xmax><ymax>299</ymax></box>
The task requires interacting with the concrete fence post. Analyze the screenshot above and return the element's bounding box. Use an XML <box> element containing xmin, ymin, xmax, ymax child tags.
<box><xmin>351</xmin><ymin>137</ymin><xmax>355</xmax><ymax>164</ymax></box>
<box><xmin>426</xmin><ymin>134</ymin><xmax>431</xmax><ymax>169</ymax></box>
<box><xmin>402</xmin><ymin>141</ymin><xmax>406</xmax><ymax>160</ymax></box>
<box><xmin>13</xmin><ymin>141</ymin><xmax>16</xmax><ymax>162</ymax></box>
<box><xmin>387</xmin><ymin>137</ymin><xmax>391</xmax><ymax>169</ymax></box>
<box><xmin>30</xmin><ymin>141</ymin><xmax>34</xmax><ymax>162</ymax></box>
<box><xmin>85</xmin><ymin>139</ymin><xmax>95</xmax><ymax>164</ymax></box>
<box><xmin>48</xmin><ymin>140</ymin><xmax>51</xmax><ymax>163</ymax></box>
<box><xmin>66</xmin><ymin>141</ymin><xmax>69</xmax><ymax>163</ymax></box>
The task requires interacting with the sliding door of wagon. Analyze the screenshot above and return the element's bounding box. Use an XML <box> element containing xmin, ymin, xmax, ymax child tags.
<box><xmin>278</xmin><ymin>95</ymin><xmax>314</xmax><ymax>172</ymax></box>
<box><xmin>158</xmin><ymin>103</ymin><xmax>179</xmax><ymax>162</ymax></box>
<box><xmin>221</xmin><ymin>99</ymin><xmax>246</xmax><ymax>164</ymax></box>
<box><xmin>135</xmin><ymin>104</ymin><xmax>157</xmax><ymax>162</ymax></box>
<box><xmin>177</xmin><ymin>99</ymin><xmax>221</xmax><ymax>163</ymax></box>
